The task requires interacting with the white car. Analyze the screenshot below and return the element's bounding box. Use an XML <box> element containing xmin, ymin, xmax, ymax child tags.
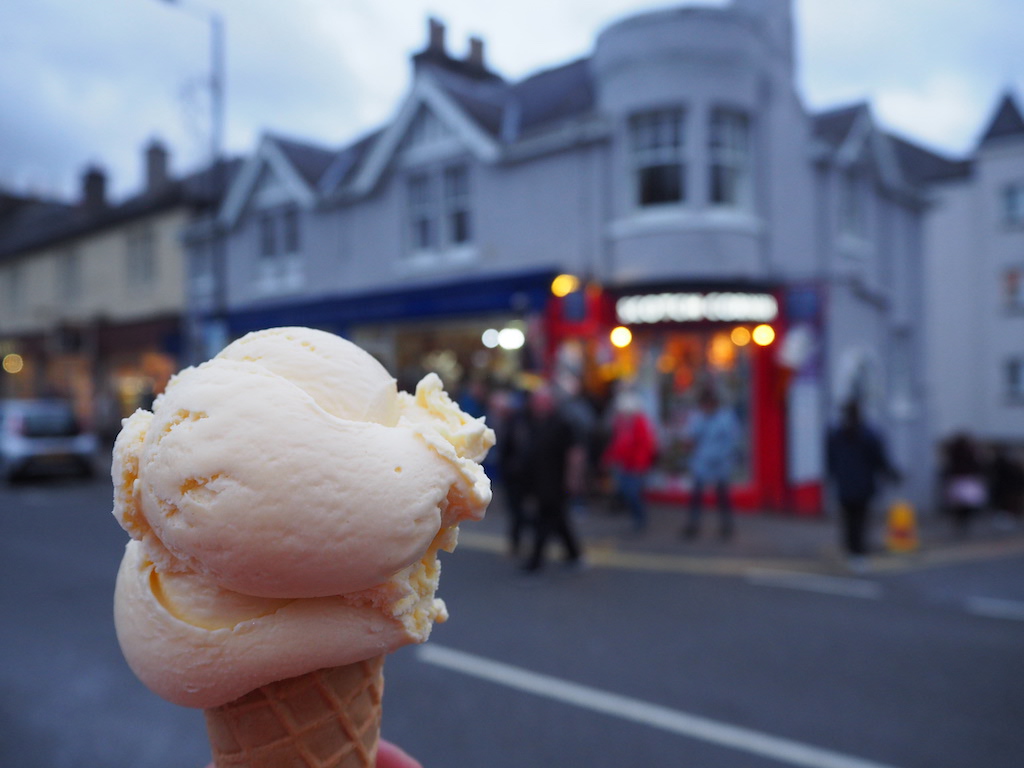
<box><xmin>0</xmin><ymin>399</ymin><xmax>99</xmax><ymax>481</ymax></box>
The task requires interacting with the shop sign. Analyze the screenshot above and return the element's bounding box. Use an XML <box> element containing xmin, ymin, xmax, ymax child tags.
<box><xmin>616</xmin><ymin>292</ymin><xmax>778</xmax><ymax>325</ymax></box>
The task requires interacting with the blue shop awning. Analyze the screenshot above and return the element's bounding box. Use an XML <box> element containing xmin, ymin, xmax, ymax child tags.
<box><xmin>224</xmin><ymin>268</ymin><xmax>559</xmax><ymax>337</ymax></box>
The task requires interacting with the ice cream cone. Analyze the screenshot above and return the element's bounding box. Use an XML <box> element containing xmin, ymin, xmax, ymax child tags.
<box><xmin>204</xmin><ymin>655</ymin><xmax>385</xmax><ymax>768</ymax></box>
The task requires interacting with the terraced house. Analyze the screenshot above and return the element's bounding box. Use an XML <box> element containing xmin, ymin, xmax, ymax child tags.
<box><xmin>0</xmin><ymin>142</ymin><xmax>235</xmax><ymax>439</ymax></box>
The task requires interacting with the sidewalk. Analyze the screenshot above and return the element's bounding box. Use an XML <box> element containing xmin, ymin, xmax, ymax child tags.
<box><xmin>464</xmin><ymin>492</ymin><xmax>1024</xmax><ymax>576</ymax></box>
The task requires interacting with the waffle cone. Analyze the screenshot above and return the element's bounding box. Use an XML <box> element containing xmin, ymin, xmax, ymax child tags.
<box><xmin>204</xmin><ymin>655</ymin><xmax>385</xmax><ymax>768</ymax></box>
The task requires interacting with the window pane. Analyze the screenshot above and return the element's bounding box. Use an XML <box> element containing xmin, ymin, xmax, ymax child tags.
<box><xmin>283</xmin><ymin>207</ymin><xmax>300</xmax><ymax>253</ymax></box>
<box><xmin>639</xmin><ymin>164</ymin><xmax>683</xmax><ymax>205</ymax></box>
<box><xmin>443</xmin><ymin>165</ymin><xmax>468</xmax><ymax>199</ymax></box>
<box><xmin>260</xmin><ymin>213</ymin><xmax>276</xmax><ymax>257</ymax></box>
<box><xmin>1005</xmin><ymin>183</ymin><xmax>1024</xmax><ymax>225</ymax></box>
<box><xmin>450</xmin><ymin>210</ymin><xmax>470</xmax><ymax>244</ymax></box>
<box><xmin>631</xmin><ymin>108</ymin><xmax>686</xmax><ymax>207</ymax></box>
<box><xmin>708</xmin><ymin>108</ymin><xmax>750</xmax><ymax>207</ymax></box>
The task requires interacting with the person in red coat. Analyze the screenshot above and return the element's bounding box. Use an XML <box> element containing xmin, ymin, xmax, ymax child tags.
<box><xmin>604</xmin><ymin>391</ymin><xmax>658</xmax><ymax>531</ymax></box>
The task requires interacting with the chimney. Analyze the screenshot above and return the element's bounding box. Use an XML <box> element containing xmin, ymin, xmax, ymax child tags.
<box><xmin>81</xmin><ymin>165</ymin><xmax>107</xmax><ymax>211</ymax></box>
<box><xmin>466</xmin><ymin>36</ymin><xmax>485</xmax><ymax>70</ymax></box>
<box><xmin>145</xmin><ymin>139</ymin><xmax>170</xmax><ymax>193</ymax></box>
<box><xmin>427</xmin><ymin>17</ymin><xmax>446</xmax><ymax>54</ymax></box>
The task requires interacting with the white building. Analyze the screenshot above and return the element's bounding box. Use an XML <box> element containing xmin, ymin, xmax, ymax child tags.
<box><xmin>184</xmin><ymin>0</ymin><xmax>949</xmax><ymax>513</ymax></box>
<box><xmin>924</xmin><ymin>92</ymin><xmax>1024</xmax><ymax>452</ymax></box>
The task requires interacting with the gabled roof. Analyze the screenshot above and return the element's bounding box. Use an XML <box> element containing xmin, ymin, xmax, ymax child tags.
<box><xmin>811</xmin><ymin>103</ymin><xmax>869</xmax><ymax>149</ymax></box>
<box><xmin>346</xmin><ymin>71</ymin><xmax>502</xmax><ymax>197</ymax></box>
<box><xmin>979</xmin><ymin>92</ymin><xmax>1024</xmax><ymax>146</ymax></box>
<box><xmin>220</xmin><ymin>134</ymin><xmax>335</xmax><ymax>227</ymax></box>
<box><xmin>272</xmin><ymin>135</ymin><xmax>337</xmax><ymax>187</ymax></box>
<box><xmin>888</xmin><ymin>135</ymin><xmax>971</xmax><ymax>185</ymax></box>
<box><xmin>318</xmin><ymin>129</ymin><xmax>382</xmax><ymax>196</ymax></box>
<box><xmin>810</xmin><ymin>103</ymin><xmax>969</xmax><ymax>191</ymax></box>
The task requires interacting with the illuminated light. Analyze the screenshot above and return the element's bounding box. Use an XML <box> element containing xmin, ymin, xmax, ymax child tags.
<box><xmin>731</xmin><ymin>326</ymin><xmax>751</xmax><ymax>346</ymax></box>
<box><xmin>609</xmin><ymin>326</ymin><xmax>633</xmax><ymax>348</ymax></box>
<box><xmin>709</xmin><ymin>333</ymin><xmax>736</xmax><ymax>368</ymax></box>
<box><xmin>2</xmin><ymin>353</ymin><xmax>24</xmax><ymax>374</ymax></box>
<box><xmin>656</xmin><ymin>354</ymin><xmax>675</xmax><ymax>374</ymax></box>
<box><xmin>752</xmin><ymin>324</ymin><xmax>776</xmax><ymax>346</ymax></box>
<box><xmin>481</xmin><ymin>328</ymin><xmax>500</xmax><ymax>349</ymax></box>
<box><xmin>497</xmin><ymin>328</ymin><xmax>525</xmax><ymax>350</ymax></box>
<box><xmin>551</xmin><ymin>274</ymin><xmax>580</xmax><ymax>298</ymax></box>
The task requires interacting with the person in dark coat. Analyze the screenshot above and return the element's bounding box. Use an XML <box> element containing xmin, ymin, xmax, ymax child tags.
<box><xmin>510</xmin><ymin>383</ymin><xmax>584</xmax><ymax>573</ymax></box>
<box><xmin>495</xmin><ymin>388</ymin><xmax>531</xmax><ymax>558</ymax></box>
<box><xmin>987</xmin><ymin>444</ymin><xmax>1024</xmax><ymax>522</ymax></box>
<box><xmin>826</xmin><ymin>400</ymin><xmax>899</xmax><ymax>566</ymax></box>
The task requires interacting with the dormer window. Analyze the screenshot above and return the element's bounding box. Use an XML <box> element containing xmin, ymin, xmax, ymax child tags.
<box><xmin>709</xmin><ymin>108</ymin><xmax>751</xmax><ymax>208</ymax></box>
<box><xmin>629</xmin><ymin>108</ymin><xmax>686</xmax><ymax>207</ymax></box>
<box><xmin>405</xmin><ymin>163</ymin><xmax>472</xmax><ymax>256</ymax></box>
<box><xmin>259</xmin><ymin>204</ymin><xmax>301</xmax><ymax>257</ymax></box>
<box><xmin>838</xmin><ymin>166</ymin><xmax>867</xmax><ymax>237</ymax></box>
<box><xmin>256</xmin><ymin>204</ymin><xmax>303</xmax><ymax>294</ymax></box>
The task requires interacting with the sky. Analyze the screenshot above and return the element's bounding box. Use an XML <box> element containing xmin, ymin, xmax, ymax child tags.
<box><xmin>1</xmin><ymin>0</ymin><xmax>1021</xmax><ymax>201</ymax></box>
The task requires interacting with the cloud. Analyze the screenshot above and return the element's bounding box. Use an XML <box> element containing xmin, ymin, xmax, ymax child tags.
<box><xmin>0</xmin><ymin>0</ymin><xmax>1020</xmax><ymax>201</ymax></box>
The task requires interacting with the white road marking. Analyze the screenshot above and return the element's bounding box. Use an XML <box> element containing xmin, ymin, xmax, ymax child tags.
<box><xmin>965</xmin><ymin>596</ymin><xmax>1024</xmax><ymax>621</ymax></box>
<box><xmin>746</xmin><ymin>569</ymin><xmax>883</xmax><ymax>599</ymax></box>
<box><xmin>417</xmin><ymin>644</ymin><xmax>902</xmax><ymax>768</ymax></box>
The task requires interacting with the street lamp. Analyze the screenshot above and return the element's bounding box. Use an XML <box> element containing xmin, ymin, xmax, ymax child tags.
<box><xmin>157</xmin><ymin>0</ymin><xmax>228</xmax><ymax>359</ymax></box>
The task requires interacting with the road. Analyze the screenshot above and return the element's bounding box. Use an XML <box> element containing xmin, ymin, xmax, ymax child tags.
<box><xmin>2</xmin><ymin>474</ymin><xmax>1023</xmax><ymax>767</ymax></box>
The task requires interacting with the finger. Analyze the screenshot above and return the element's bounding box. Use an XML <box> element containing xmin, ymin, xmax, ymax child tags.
<box><xmin>377</xmin><ymin>738</ymin><xmax>424</xmax><ymax>768</ymax></box>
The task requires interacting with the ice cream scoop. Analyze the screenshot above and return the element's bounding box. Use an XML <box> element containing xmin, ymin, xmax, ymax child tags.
<box><xmin>112</xmin><ymin>326</ymin><xmax>493</xmax><ymax>709</ymax></box>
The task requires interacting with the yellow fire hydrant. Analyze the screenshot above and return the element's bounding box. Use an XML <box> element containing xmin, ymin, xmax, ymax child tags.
<box><xmin>886</xmin><ymin>499</ymin><xmax>919</xmax><ymax>553</ymax></box>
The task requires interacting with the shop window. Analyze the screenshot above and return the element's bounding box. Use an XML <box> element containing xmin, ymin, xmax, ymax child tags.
<box><xmin>1003</xmin><ymin>182</ymin><xmax>1024</xmax><ymax>227</ymax></box>
<box><xmin>630</xmin><ymin>108</ymin><xmax>686</xmax><ymax>207</ymax></box>
<box><xmin>57</xmin><ymin>247</ymin><xmax>80</xmax><ymax>303</ymax></box>
<box><xmin>1006</xmin><ymin>267</ymin><xmax>1024</xmax><ymax>312</ymax></box>
<box><xmin>709</xmin><ymin>108</ymin><xmax>751</xmax><ymax>207</ymax></box>
<box><xmin>619</xmin><ymin>329</ymin><xmax>753</xmax><ymax>490</ymax></box>
<box><xmin>1007</xmin><ymin>358</ymin><xmax>1024</xmax><ymax>402</ymax></box>
<box><xmin>126</xmin><ymin>226</ymin><xmax>156</xmax><ymax>289</ymax></box>
<box><xmin>838</xmin><ymin>166</ymin><xmax>867</xmax><ymax>237</ymax></box>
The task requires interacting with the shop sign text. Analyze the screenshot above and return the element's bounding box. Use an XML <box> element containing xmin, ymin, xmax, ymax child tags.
<box><xmin>616</xmin><ymin>292</ymin><xmax>778</xmax><ymax>325</ymax></box>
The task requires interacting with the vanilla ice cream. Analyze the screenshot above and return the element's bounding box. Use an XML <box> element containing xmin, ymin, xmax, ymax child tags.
<box><xmin>112</xmin><ymin>327</ymin><xmax>493</xmax><ymax>708</ymax></box>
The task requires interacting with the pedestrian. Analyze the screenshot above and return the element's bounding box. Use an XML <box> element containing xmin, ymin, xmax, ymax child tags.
<box><xmin>682</xmin><ymin>388</ymin><xmax>741</xmax><ymax>541</ymax></box>
<box><xmin>516</xmin><ymin>383</ymin><xmax>584</xmax><ymax>573</ymax></box>
<box><xmin>603</xmin><ymin>390</ymin><xmax>658</xmax><ymax>532</ymax></box>
<box><xmin>825</xmin><ymin>400</ymin><xmax>900</xmax><ymax>568</ymax></box>
<box><xmin>494</xmin><ymin>387</ymin><xmax>532</xmax><ymax>559</ymax></box>
<box><xmin>941</xmin><ymin>433</ymin><xmax>987</xmax><ymax>537</ymax></box>
<box><xmin>987</xmin><ymin>444</ymin><xmax>1024</xmax><ymax>525</ymax></box>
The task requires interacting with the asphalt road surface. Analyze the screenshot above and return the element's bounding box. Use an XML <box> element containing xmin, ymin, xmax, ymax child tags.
<box><xmin>2</xmin><ymin>473</ymin><xmax>1023</xmax><ymax>768</ymax></box>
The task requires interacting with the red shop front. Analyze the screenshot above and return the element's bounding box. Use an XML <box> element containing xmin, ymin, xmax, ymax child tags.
<box><xmin>549</xmin><ymin>283</ymin><xmax>803</xmax><ymax>513</ymax></box>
